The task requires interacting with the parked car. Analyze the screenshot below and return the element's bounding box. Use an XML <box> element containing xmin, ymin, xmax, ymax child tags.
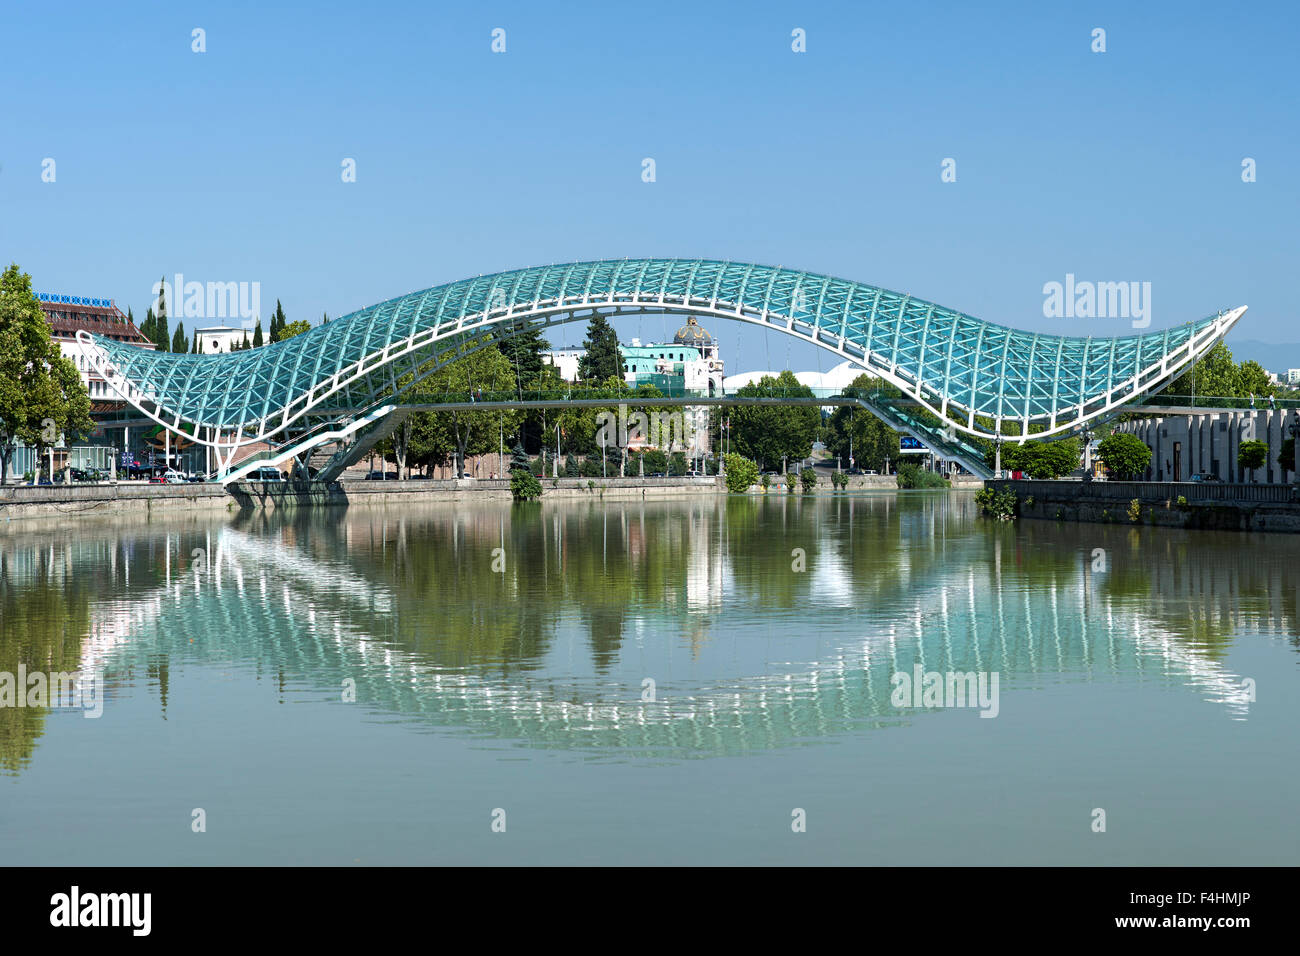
<box><xmin>1189</xmin><ymin>472</ymin><xmax>1222</xmax><ymax>483</ymax></box>
<box><xmin>249</xmin><ymin>466</ymin><xmax>285</xmax><ymax>483</ymax></box>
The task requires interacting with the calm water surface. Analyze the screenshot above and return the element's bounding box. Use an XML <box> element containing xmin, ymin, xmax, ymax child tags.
<box><xmin>1</xmin><ymin>492</ymin><xmax>1297</xmax><ymax>864</ymax></box>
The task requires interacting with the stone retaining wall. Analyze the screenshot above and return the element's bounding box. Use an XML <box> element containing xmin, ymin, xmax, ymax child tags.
<box><xmin>985</xmin><ymin>478</ymin><xmax>1300</xmax><ymax>533</ymax></box>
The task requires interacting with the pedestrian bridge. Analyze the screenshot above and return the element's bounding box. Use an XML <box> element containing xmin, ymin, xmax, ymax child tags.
<box><xmin>80</xmin><ymin>258</ymin><xmax>1245</xmax><ymax>479</ymax></box>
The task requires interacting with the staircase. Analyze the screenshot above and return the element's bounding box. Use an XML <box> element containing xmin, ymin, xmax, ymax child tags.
<box><xmin>311</xmin><ymin>408</ymin><xmax>411</xmax><ymax>483</ymax></box>
<box><xmin>219</xmin><ymin>406</ymin><xmax>396</xmax><ymax>486</ymax></box>
<box><xmin>854</xmin><ymin>393</ymin><xmax>993</xmax><ymax>479</ymax></box>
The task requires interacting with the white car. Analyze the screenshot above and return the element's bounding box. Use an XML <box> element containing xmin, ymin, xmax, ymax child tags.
<box><xmin>162</xmin><ymin>470</ymin><xmax>187</xmax><ymax>484</ymax></box>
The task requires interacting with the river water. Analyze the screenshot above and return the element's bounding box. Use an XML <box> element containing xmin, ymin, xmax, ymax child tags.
<box><xmin>1</xmin><ymin>491</ymin><xmax>1296</xmax><ymax>864</ymax></box>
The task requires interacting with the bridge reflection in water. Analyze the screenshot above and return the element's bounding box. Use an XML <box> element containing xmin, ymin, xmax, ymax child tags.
<box><xmin>1</xmin><ymin>496</ymin><xmax>1291</xmax><ymax>771</ymax></box>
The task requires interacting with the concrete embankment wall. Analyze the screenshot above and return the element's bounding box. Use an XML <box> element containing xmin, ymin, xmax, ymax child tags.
<box><xmin>985</xmin><ymin>479</ymin><xmax>1300</xmax><ymax>533</ymax></box>
<box><xmin>0</xmin><ymin>473</ymin><xmax>913</xmax><ymax>525</ymax></box>
<box><xmin>0</xmin><ymin>482</ymin><xmax>238</xmax><ymax>524</ymax></box>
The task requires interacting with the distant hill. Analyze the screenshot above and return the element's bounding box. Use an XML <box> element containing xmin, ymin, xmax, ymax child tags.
<box><xmin>1223</xmin><ymin>335</ymin><xmax>1300</xmax><ymax>375</ymax></box>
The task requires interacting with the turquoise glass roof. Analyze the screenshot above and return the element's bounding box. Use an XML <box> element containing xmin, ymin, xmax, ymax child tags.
<box><xmin>86</xmin><ymin>258</ymin><xmax>1238</xmax><ymax>440</ymax></box>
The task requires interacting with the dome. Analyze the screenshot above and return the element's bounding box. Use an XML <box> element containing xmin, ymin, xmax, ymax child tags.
<box><xmin>673</xmin><ymin>316</ymin><xmax>713</xmax><ymax>346</ymax></box>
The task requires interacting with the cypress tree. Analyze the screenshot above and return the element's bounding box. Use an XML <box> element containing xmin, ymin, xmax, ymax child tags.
<box><xmin>252</xmin><ymin>319</ymin><xmax>264</xmax><ymax>348</ymax></box>
<box><xmin>154</xmin><ymin>276</ymin><xmax>170</xmax><ymax>352</ymax></box>
<box><xmin>141</xmin><ymin>306</ymin><xmax>155</xmax><ymax>344</ymax></box>
<box><xmin>268</xmin><ymin>300</ymin><xmax>287</xmax><ymax>343</ymax></box>
<box><xmin>577</xmin><ymin>314</ymin><xmax>620</xmax><ymax>382</ymax></box>
<box><xmin>171</xmin><ymin>321</ymin><xmax>187</xmax><ymax>354</ymax></box>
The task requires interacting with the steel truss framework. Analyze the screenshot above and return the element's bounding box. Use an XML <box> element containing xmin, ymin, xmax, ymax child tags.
<box><xmin>81</xmin><ymin>258</ymin><xmax>1245</xmax><ymax>471</ymax></box>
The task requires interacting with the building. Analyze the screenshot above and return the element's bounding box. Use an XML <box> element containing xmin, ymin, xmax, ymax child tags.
<box><xmin>38</xmin><ymin>293</ymin><xmax>153</xmax><ymax>401</ymax></box>
<box><xmin>195</xmin><ymin>325</ymin><xmax>253</xmax><ymax>354</ymax></box>
<box><xmin>1</xmin><ymin>294</ymin><xmax>158</xmax><ymax>482</ymax></box>
<box><xmin>1287</xmin><ymin>369</ymin><xmax>1300</xmax><ymax>386</ymax></box>
<box><xmin>542</xmin><ymin>347</ymin><xmax>584</xmax><ymax>382</ymax></box>
<box><xmin>1119</xmin><ymin>409</ymin><xmax>1298</xmax><ymax>483</ymax></box>
<box><xmin>723</xmin><ymin>359</ymin><xmax>864</xmax><ymax>394</ymax></box>
<box><xmin>197</xmin><ymin>324</ymin><xmax>254</xmax><ymax>354</ymax></box>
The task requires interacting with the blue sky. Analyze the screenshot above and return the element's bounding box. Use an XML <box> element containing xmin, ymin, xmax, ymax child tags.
<box><xmin>3</xmin><ymin>0</ymin><xmax>1297</xmax><ymax>372</ymax></box>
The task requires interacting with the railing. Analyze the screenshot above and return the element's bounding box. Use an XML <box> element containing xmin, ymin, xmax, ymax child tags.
<box><xmin>1133</xmin><ymin>394</ymin><xmax>1300</xmax><ymax>410</ymax></box>
<box><xmin>219</xmin><ymin>406</ymin><xmax>394</xmax><ymax>485</ymax></box>
<box><xmin>988</xmin><ymin>478</ymin><xmax>1296</xmax><ymax>504</ymax></box>
<box><xmin>319</xmin><ymin>386</ymin><xmax>925</xmax><ymax>406</ymax></box>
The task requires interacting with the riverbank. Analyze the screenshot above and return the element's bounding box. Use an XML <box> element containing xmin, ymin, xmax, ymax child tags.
<box><xmin>985</xmin><ymin>478</ymin><xmax>1300</xmax><ymax>533</ymax></box>
<box><xmin>0</xmin><ymin>473</ymin><xmax>932</xmax><ymax>525</ymax></box>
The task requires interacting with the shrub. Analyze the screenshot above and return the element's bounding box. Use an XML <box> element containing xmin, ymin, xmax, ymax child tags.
<box><xmin>831</xmin><ymin>471</ymin><xmax>848</xmax><ymax>489</ymax></box>
<box><xmin>897</xmin><ymin>462</ymin><xmax>950</xmax><ymax>489</ymax></box>
<box><xmin>760</xmin><ymin>473</ymin><xmax>772</xmax><ymax>490</ymax></box>
<box><xmin>800</xmin><ymin>467</ymin><xmax>817</xmax><ymax>493</ymax></box>
<box><xmin>1127</xmin><ymin>497</ymin><xmax>1141</xmax><ymax>523</ymax></box>
<box><xmin>564</xmin><ymin>453</ymin><xmax>579</xmax><ymax>477</ymax></box>
<box><xmin>974</xmin><ymin>486</ymin><xmax>1018</xmax><ymax>520</ymax></box>
<box><xmin>784</xmin><ymin>472</ymin><xmax>797</xmax><ymax>493</ymax></box>
<box><xmin>723</xmin><ymin>453</ymin><xmax>759</xmax><ymax>493</ymax></box>
<box><xmin>511</xmin><ymin>468</ymin><xmax>542</xmax><ymax>501</ymax></box>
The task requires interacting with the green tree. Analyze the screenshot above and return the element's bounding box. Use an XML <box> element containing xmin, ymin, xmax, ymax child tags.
<box><xmin>252</xmin><ymin>319</ymin><xmax>264</xmax><ymax>348</ymax></box>
<box><xmin>498</xmin><ymin>318</ymin><xmax>551</xmax><ymax>385</ymax></box>
<box><xmin>825</xmin><ymin>376</ymin><xmax>901</xmax><ymax>470</ymax></box>
<box><xmin>1277</xmin><ymin>437</ymin><xmax>1295</xmax><ymax>480</ymax></box>
<box><xmin>153</xmin><ymin>276</ymin><xmax>170</xmax><ymax>352</ymax></box>
<box><xmin>414</xmin><ymin>338</ymin><xmax>523</xmax><ymax>476</ymax></box>
<box><xmin>1097</xmin><ymin>432</ymin><xmax>1152</xmax><ymax>479</ymax></box>
<box><xmin>1169</xmin><ymin>341</ymin><xmax>1237</xmax><ymax>399</ymax></box>
<box><xmin>280</xmin><ymin>319</ymin><xmax>311</xmax><ymax>340</ymax></box>
<box><xmin>577</xmin><ymin>313</ymin><xmax>621</xmax><ymax>383</ymax></box>
<box><xmin>0</xmin><ymin>265</ymin><xmax>93</xmax><ymax>484</ymax></box>
<box><xmin>268</xmin><ymin>300</ymin><xmax>288</xmax><ymax>343</ymax></box>
<box><xmin>171</xmin><ymin>321</ymin><xmax>187</xmax><ymax>354</ymax></box>
<box><xmin>140</xmin><ymin>306</ymin><xmax>155</xmax><ymax>344</ymax></box>
<box><xmin>511</xmin><ymin>468</ymin><xmax>542</xmax><ymax>501</ymax></box>
<box><xmin>730</xmin><ymin>371</ymin><xmax>819</xmax><ymax>469</ymax></box>
<box><xmin>1238</xmin><ymin>439</ymin><xmax>1268</xmax><ymax>481</ymax></box>
<box><xmin>1238</xmin><ymin>360</ymin><xmax>1273</xmax><ymax>399</ymax></box>
<box><xmin>723</xmin><ymin>452</ymin><xmax>759</xmax><ymax>492</ymax></box>
<box><xmin>509</xmin><ymin>439</ymin><xmax>530</xmax><ymax>471</ymax></box>
<box><xmin>800</xmin><ymin>467</ymin><xmax>817</xmax><ymax>492</ymax></box>
<box><xmin>1000</xmin><ymin>437</ymin><xmax>1081</xmax><ymax>478</ymax></box>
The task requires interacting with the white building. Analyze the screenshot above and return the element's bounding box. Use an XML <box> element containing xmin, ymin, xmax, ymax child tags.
<box><xmin>195</xmin><ymin>325</ymin><xmax>252</xmax><ymax>354</ymax></box>
<box><xmin>722</xmin><ymin>359</ymin><xmax>866</xmax><ymax>394</ymax></box>
<box><xmin>542</xmin><ymin>348</ymin><xmax>584</xmax><ymax>382</ymax></box>
<box><xmin>1287</xmin><ymin>369</ymin><xmax>1300</xmax><ymax>385</ymax></box>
